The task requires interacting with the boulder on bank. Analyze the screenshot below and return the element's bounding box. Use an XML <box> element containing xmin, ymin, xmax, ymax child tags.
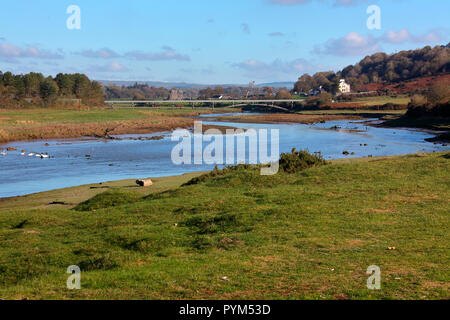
<box><xmin>136</xmin><ymin>179</ymin><xmax>153</xmax><ymax>187</ymax></box>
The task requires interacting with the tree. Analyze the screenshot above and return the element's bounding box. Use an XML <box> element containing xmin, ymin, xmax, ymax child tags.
<box><xmin>40</xmin><ymin>77</ymin><xmax>59</xmax><ymax>103</ymax></box>
<box><xmin>55</xmin><ymin>73</ymin><xmax>75</xmax><ymax>96</ymax></box>
<box><xmin>263</xmin><ymin>87</ymin><xmax>273</xmax><ymax>98</ymax></box>
<box><xmin>276</xmin><ymin>89</ymin><xmax>292</xmax><ymax>99</ymax></box>
<box><xmin>294</xmin><ymin>74</ymin><xmax>316</xmax><ymax>94</ymax></box>
<box><xmin>24</xmin><ymin>72</ymin><xmax>44</xmax><ymax>97</ymax></box>
<box><xmin>318</xmin><ymin>92</ymin><xmax>332</xmax><ymax>105</ymax></box>
<box><xmin>427</xmin><ymin>81</ymin><xmax>450</xmax><ymax>104</ymax></box>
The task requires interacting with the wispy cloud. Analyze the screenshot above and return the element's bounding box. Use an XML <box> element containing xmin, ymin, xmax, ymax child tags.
<box><xmin>313</xmin><ymin>32</ymin><xmax>381</xmax><ymax>56</ymax></box>
<box><xmin>75</xmin><ymin>48</ymin><xmax>120</xmax><ymax>59</ymax></box>
<box><xmin>232</xmin><ymin>58</ymin><xmax>324</xmax><ymax>80</ymax></box>
<box><xmin>124</xmin><ymin>46</ymin><xmax>190</xmax><ymax>61</ymax></box>
<box><xmin>90</xmin><ymin>61</ymin><xmax>128</xmax><ymax>73</ymax></box>
<box><xmin>381</xmin><ymin>29</ymin><xmax>446</xmax><ymax>44</ymax></box>
<box><xmin>0</xmin><ymin>42</ymin><xmax>63</xmax><ymax>63</ymax></box>
<box><xmin>74</xmin><ymin>46</ymin><xmax>191</xmax><ymax>62</ymax></box>
<box><xmin>268</xmin><ymin>32</ymin><xmax>285</xmax><ymax>37</ymax></box>
<box><xmin>313</xmin><ymin>29</ymin><xmax>448</xmax><ymax>56</ymax></box>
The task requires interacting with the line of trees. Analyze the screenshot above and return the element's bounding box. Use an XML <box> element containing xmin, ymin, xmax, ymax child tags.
<box><xmin>0</xmin><ymin>71</ymin><xmax>104</xmax><ymax>107</ymax></box>
<box><xmin>104</xmin><ymin>83</ymin><xmax>170</xmax><ymax>100</ymax></box>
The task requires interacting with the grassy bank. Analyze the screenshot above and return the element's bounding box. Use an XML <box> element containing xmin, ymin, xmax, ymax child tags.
<box><xmin>209</xmin><ymin>113</ymin><xmax>365</xmax><ymax>125</ymax></box>
<box><xmin>382</xmin><ymin>115</ymin><xmax>450</xmax><ymax>132</ymax></box>
<box><xmin>0</xmin><ymin>152</ymin><xmax>448</xmax><ymax>300</ymax></box>
<box><xmin>340</xmin><ymin>95</ymin><xmax>410</xmax><ymax>107</ymax></box>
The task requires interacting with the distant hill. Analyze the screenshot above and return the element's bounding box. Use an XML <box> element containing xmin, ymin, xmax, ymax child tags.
<box><xmin>99</xmin><ymin>80</ymin><xmax>295</xmax><ymax>89</ymax></box>
<box><xmin>98</xmin><ymin>80</ymin><xmax>210</xmax><ymax>89</ymax></box>
<box><xmin>340</xmin><ymin>43</ymin><xmax>449</xmax><ymax>84</ymax></box>
<box><xmin>255</xmin><ymin>82</ymin><xmax>295</xmax><ymax>88</ymax></box>
<box><xmin>294</xmin><ymin>43</ymin><xmax>450</xmax><ymax>94</ymax></box>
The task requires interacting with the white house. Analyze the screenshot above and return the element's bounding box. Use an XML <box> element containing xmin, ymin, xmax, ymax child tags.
<box><xmin>339</xmin><ymin>79</ymin><xmax>351</xmax><ymax>94</ymax></box>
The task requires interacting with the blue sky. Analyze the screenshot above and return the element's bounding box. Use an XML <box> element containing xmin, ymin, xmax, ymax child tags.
<box><xmin>0</xmin><ymin>0</ymin><xmax>449</xmax><ymax>84</ymax></box>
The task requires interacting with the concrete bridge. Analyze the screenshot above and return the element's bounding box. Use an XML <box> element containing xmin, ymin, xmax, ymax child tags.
<box><xmin>105</xmin><ymin>99</ymin><xmax>305</xmax><ymax>112</ymax></box>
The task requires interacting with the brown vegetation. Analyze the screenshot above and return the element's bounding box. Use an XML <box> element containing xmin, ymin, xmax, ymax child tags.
<box><xmin>0</xmin><ymin>115</ymin><xmax>193</xmax><ymax>144</ymax></box>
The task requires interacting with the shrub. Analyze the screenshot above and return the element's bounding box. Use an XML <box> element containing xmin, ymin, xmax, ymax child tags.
<box><xmin>410</xmin><ymin>94</ymin><xmax>428</xmax><ymax>107</ymax></box>
<box><xmin>279</xmin><ymin>149</ymin><xmax>327</xmax><ymax>173</ymax></box>
<box><xmin>183</xmin><ymin>164</ymin><xmax>260</xmax><ymax>186</ymax></box>
<box><xmin>406</xmin><ymin>101</ymin><xmax>450</xmax><ymax>118</ymax></box>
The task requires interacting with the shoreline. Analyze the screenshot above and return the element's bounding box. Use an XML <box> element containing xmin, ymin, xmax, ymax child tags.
<box><xmin>1</xmin><ymin>150</ymin><xmax>448</xmax><ymax>204</ymax></box>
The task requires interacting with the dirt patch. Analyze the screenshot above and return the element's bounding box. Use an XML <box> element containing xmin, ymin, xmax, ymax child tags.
<box><xmin>22</xmin><ymin>230</ymin><xmax>41</xmax><ymax>235</ymax></box>
<box><xmin>421</xmin><ymin>281</ymin><xmax>450</xmax><ymax>290</ymax></box>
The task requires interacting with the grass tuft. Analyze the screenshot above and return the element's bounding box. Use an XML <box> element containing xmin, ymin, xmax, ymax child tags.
<box><xmin>73</xmin><ymin>189</ymin><xmax>142</xmax><ymax>212</ymax></box>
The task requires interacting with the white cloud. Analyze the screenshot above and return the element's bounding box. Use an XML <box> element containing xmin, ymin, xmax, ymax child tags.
<box><xmin>0</xmin><ymin>42</ymin><xmax>63</xmax><ymax>62</ymax></box>
<box><xmin>268</xmin><ymin>32</ymin><xmax>285</xmax><ymax>37</ymax></box>
<box><xmin>314</xmin><ymin>29</ymin><xmax>447</xmax><ymax>56</ymax></box>
<box><xmin>313</xmin><ymin>32</ymin><xmax>381</xmax><ymax>56</ymax></box>
<box><xmin>232</xmin><ymin>58</ymin><xmax>324</xmax><ymax>80</ymax></box>
<box><xmin>75</xmin><ymin>48</ymin><xmax>120</xmax><ymax>59</ymax></box>
<box><xmin>124</xmin><ymin>46</ymin><xmax>190</xmax><ymax>61</ymax></box>
<box><xmin>381</xmin><ymin>29</ymin><xmax>446</xmax><ymax>44</ymax></box>
<box><xmin>91</xmin><ymin>61</ymin><xmax>128</xmax><ymax>73</ymax></box>
<box><xmin>383</xmin><ymin>29</ymin><xmax>411</xmax><ymax>44</ymax></box>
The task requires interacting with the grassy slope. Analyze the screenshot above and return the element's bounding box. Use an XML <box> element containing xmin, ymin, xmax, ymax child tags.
<box><xmin>348</xmin><ymin>95</ymin><xmax>411</xmax><ymax>107</ymax></box>
<box><xmin>0</xmin><ymin>153</ymin><xmax>448</xmax><ymax>300</ymax></box>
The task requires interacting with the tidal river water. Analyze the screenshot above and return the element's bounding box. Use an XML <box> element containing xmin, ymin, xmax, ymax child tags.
<box><xmin>1</xmin><ymin>115</ymin><xmax>449</xmax><ymax>198</ymax></box>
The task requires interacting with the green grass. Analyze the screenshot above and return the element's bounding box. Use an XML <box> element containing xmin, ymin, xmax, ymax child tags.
<box><xmin>0</xmin><ymin>107</ymin><xmax>233</xmax><ymax>126</ymax></box>
<box><xmin>297</xmin><ymin>109</ymin><xmax>407</xmax><ymax>116</ymax></box>
<box><xmin>349</xmin><ymin>95</ymin><xmax>411</xmax><ymax>106</ymax></box>
<box><xmin>0</xmin><ymin>153</ymin><xmax>449</xmax><ymax>300</ymax></box>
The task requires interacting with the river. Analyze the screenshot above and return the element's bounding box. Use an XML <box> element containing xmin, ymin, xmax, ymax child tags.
<box><xmin>0</xmin><ymin>115</ymin><xmax>448</xmax><ymax>198</ymax></box>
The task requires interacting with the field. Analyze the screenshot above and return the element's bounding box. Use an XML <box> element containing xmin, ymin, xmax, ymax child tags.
<box><xmin>344</xmin><ymin>95</ymin><xmax>411</xmax><ymax>107</ymax></box>
<box><xmin>0</xmin><ymin>152</ymin><xmax>448</xmax><ymax>300</ymax></box>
